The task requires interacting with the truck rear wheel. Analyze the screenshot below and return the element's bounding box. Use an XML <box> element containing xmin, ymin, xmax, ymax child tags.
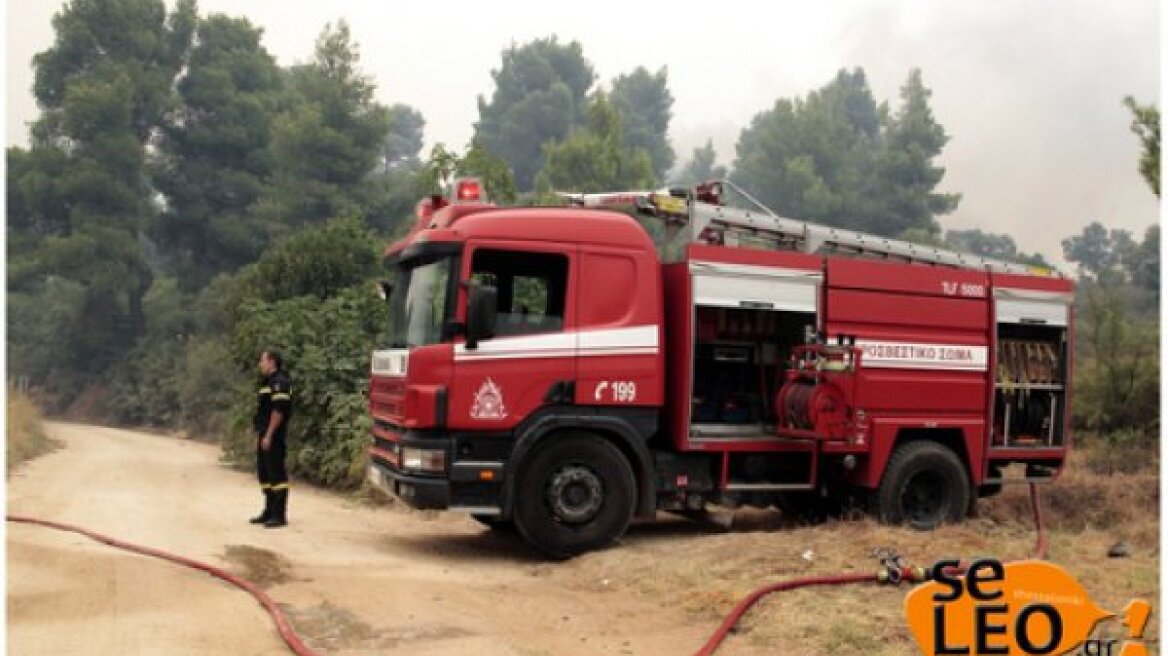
<box><xmin>513</xmin><ymin>433</ymin><xmax>635</xmax><ymax>559</ymax></box>
<box><xmin>875</xmin><ymin>441</ymin><xmax>970</xmax><ymax>530</ymax></box>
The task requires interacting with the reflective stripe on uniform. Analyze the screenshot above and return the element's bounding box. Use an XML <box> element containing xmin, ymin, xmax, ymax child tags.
<box><xmin>271</xmin><ymin>393</ymin><xmax>290</xmax><ymax>401</ymax></box>
<box><xmin>270</xmin><ymin>483</ymin><xmax>290</xmax><ymax>491</ymax></box>
<box><xmin>258</xmin><ymin>387</ymin><xmax>272</xmax><ymax>394</ymax></box>
<box><xmin>260</xmin><ymin>483</ymin><xmax>272</xmax><ymax>489</ymax></box>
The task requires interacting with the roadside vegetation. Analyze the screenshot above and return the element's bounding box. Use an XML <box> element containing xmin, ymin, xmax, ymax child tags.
<box><xmin>6</xmin><ymin>388</ymin><xmax>58</xmax><ymax>474</ymax></box>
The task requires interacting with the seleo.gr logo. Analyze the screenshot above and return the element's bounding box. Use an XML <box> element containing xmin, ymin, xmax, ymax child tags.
<box><xmin>904</xmin><ymin>559</ymin><xmax>1152</xmax><ymax>655</ymax></box>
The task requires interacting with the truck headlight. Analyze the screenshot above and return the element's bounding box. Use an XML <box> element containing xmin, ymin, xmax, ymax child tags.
<box><xmin>401</xmin><ymin>447</ymin><xmax>446</xmax><ymax>472</ymax></box>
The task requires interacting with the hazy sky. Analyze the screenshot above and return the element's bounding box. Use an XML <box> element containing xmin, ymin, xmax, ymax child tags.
<box><xmin>6</xmin><ymin>0</ymin><xmax>1161</xmax><ymax>264</ymax></box>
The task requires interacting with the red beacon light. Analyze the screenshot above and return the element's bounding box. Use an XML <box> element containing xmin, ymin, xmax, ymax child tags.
<box><xmin>452</xmin><ymin>177</ymin><xmax>486</xmax><ymax>203</ymax></box>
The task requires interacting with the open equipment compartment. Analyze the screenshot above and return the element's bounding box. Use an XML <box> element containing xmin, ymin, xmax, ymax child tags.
<box><xmin>690</xmin><ymin>306</ymin><xmax>815</xmax><ymax>432</ymax></box>
<box><xmin>992</xmin><ymin>321</ymin><xmax>1068</xmax><ymax>447</ymax></box>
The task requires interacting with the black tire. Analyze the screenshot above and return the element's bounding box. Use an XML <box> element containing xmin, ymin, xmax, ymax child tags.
<box><xmin>513</xmin><ymin>433</ymin><xmax>636</xmax><ymax>559</ymax></box>
<box><xmin>875</xmin><ymin>441</ymin><xmax>971</xmax><ymax>530</ymax></box>
<box><xmin>470</xmin><ymin>514</ymin><xmax>513</xmax><ymax>531</ymax></box>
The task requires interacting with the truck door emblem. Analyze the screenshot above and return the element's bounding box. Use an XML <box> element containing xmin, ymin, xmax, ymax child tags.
<box><xmin>470</xmin><ymin>378</ymin><xmax>508</xmax><ymax>419</ymax></box>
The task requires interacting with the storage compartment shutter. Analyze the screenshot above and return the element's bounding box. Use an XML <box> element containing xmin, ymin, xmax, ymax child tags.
<box><xmin>994</xmin><ymin>289</ymin><xmax>1070</xmax><ymax>326</ymax></box>
<box><xmin>690</xmin><ymin>261</ymin><xmax>820</xmax><ymax>312</ymax></box>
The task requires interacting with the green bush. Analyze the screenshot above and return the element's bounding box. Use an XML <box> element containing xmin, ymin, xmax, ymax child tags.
<box><xmin>7</xmin><ymin>386</ymin><xmax>57</xmax><ymax>473</ymax></box>
<box><xmin>108</xmin><ymin>336</ymin><xmax>185</xmax><ymax>426</ymax></box>
<box><xmin>227</xmin><ymin>281</ymin><xmax>385</xmax><ymax>488</ymax></box>
<box><xmin>105</xmin><ymin>278</ymin><xmax>195</xmax><ymax>427</ymax></box>
<box><xmin>179</xmin><ymin>336</ymin><xmax>240</xmax><ymax>437</ymax></box>
<box><xmin>1072</xmin><ymin>283</ymin><xmax>1159</xmax><ymax>436</ymax></box>
<box><xmin>245</xmin><ymin>215</ymin><xmax>380</xmax><ymax>302</ymax></box>
<box><xmin>7</xmin><ymin>277</ymin><xmax>90</xmax><ymax>412</ymax></box>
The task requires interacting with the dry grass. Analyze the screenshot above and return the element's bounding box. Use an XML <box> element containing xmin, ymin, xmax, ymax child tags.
<box><xmin>6</xmin><ymin>389</ymin><xmax>58</xmax><ymax>475</ymax></box>
<box><xmin>555</xmin><ymin>453</ymin><xmax>1159</xmax><ymax>655</ymax></box>
<box><xmin>983</xmin><ymin>449</ymin><xmax>1160</xmax><ymax>549</ymax></box>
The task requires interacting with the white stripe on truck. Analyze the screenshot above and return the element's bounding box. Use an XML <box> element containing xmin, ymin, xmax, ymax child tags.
<box><xmin>454</xmin><ymin>325</ymin><xmax>658</xmax><ymax>361</ymax></box>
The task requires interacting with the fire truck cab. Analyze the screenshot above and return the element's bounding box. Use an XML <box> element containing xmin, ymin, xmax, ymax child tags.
<box><xmin>368</xmin><ymin>179</ymin><xmax>1072</xmax><ymax>558</ymax></box>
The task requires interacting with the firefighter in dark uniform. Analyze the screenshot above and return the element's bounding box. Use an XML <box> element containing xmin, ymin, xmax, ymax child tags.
<box><xmin>251</xmin><ymin>349</ymin><xmax>292</xmax><ymax>528</ymax></box>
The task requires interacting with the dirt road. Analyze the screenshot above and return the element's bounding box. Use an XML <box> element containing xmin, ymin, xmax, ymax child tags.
<box><xmin>7</xmin><ymin>422</ymin><xmax>713</xmax><ymax>656</ymax></box>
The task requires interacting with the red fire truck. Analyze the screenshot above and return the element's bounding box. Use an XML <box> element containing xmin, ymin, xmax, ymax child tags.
<box><xmin>367</xmin><ymin>179</ymin><xmax>1072</xmax><ymax>558</ymax></box>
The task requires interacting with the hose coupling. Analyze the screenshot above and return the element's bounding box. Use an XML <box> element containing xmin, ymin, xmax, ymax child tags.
<box><xmin>905</xmin><ymin>565</ymin><xmax>930</xmax><ymax>582</ymax></box>
<box><xmin>878</xmin><ymin>564</ymin><xmax>930</xmax><ymax>585</ymax></box>
<box><xmin>878</xmin><ymin>566</ymin><xmax>902</xmax><ymax>584</ymax></box>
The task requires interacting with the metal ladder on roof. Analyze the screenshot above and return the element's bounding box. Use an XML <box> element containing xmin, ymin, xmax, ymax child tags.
<box><xmin>561</xmin><ymin>180</ymin><xmax>1054</xmax><ymax>277</ymax></box>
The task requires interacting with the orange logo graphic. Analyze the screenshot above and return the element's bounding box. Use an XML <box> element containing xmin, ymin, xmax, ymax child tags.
<box><xmin>905</xmin><ymin>559</ymin><xmax>1151</xmax><ymax>655</ymax></box>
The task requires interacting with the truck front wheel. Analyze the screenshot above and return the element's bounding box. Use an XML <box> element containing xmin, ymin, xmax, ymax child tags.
<box><xmin>513</xmin><ymin>433</ymin><xmax>635</xmax><ymax>559</ymax></box>
<box><xmin>875</xmin><ymin>441</ymin><xmax>970</xmax><ymax>530</ymax></box>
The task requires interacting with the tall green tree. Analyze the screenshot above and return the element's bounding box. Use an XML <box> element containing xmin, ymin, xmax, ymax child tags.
<box><xmin>1123</xmin><ymin>96</ymin><xmax>1160</xmax><ymax>197</ymax></box>
<box><xmin>732</xmin><ymin>68</ymin><xmax>958</xmax><ymax>238</ymax></box>
<box><xmin>609</xmin><ymin>66</ymin><xmax>675</xmax><ymax>183</ymax></box>
<box><xmin>11</xmin><ymin>0</ymin><xmax>196</xmax><ymax>382</ymax></box>
<box><xmin>671</xmin><ymin>139</ymin><xmax>727</xmax><ymax>186</ymax></box>
<box><xmin>383</xmin><ymin>103</ymin><xmax>426</xmax><ymax>171</ymax></box>
<box><xmin>876</xmin><ymin>68</ymin><xmax>961</xmax><ymax>237</ymax></box>
<box><xmin>732</xmin><ymin>68</ymin><xmax>887</xmax><ymax>231</ymax></box>
<box><xmin>1075</xmin><ymin>283</ymin><xmax>1159</xmax><ymax>436</ymax></box>
<box><xmin>32</xmin><ymin>0</ymin><xmax>195</xmax><ymax>143</ymax></box>
<box><xmin>1062</xmin><ymin>221</ymin><xmax>1135</xmax><ymax>284</ymax></box>
<box><xmin>474</xmin><ymin>37</ymin><xmax>595</xmax><ymax>190</ymax></box>
<box><xmin>251</xmin><ymin>20</ymin><xmax>391</xmax><ymax>230</ymax></box>
<box><xmin>364</xmin><ymin>103</ymin><xmax>429</xmax><ymax>232</ymax></box>
<box><xmin>6</xmin><ymin>146</ymin><xmax>70</xmax><ymax>264</ymax></box>
<box><xmin>944</xmin><ymin>228</ymin><xmax>1017</xmax><ymax>260</ymax></box>
<box><xmin>1127</xmin><ymin>225</ymin><xmax>1160</xmax><ymax>293</ymax></box>
<box><xmin>534</xmin><ymin>92</ymin><xmax>655</xmax><ymax>194</ymax></box>
<box><xmin>153</xmin><ymin>13</ymin><xmax>284</xmax><ymax>291</ymax></box>
<box><xmin>944</xmin><ymin>228</ymin><xmax>1052</xmax><ymax>269</ymax></box>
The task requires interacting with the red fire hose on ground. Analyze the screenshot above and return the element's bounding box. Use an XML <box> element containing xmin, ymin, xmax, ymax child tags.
<box><xmin>694</xmin><ymin>482</ymin><xmax>1049</xmax><ymax>656</ymax></box>
<box><xmin>7</xmin><ymin>514</ymin><xmax>321</xmax><ymax>656</ymax></box>
<box><xmin>9</xmin><ymin>483</ymin><xmax>1047</xmax><ymax>656</ymax></box>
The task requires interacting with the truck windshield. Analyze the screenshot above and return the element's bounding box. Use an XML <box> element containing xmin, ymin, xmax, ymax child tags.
<box><xmin>386</xmin><ymin>255</ymin><xmax>454</xmax><ymax>348</ymax></box>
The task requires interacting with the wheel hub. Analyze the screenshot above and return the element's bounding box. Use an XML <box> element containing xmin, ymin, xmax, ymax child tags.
<box><xmin>901</xmin><ymin>470</ymin><xmax>945</xmax><ymax>525</ymax></box>
<box><xmin>546</xmin><ymin>465</ymin><xmax>604</xmax><ymax>524</ymax></box>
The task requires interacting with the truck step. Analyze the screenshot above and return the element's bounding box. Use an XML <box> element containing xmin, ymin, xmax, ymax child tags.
<box><xmin>724</xmin><ymin>482</ymin><xmax>815</xmax><ymax>492</ymax></box>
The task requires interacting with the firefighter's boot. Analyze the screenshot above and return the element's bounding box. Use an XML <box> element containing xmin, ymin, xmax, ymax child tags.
<box><xmin>250</xmin><ymin>490</ymin><xmax>272</xmax><ymax>524</ymax></box>
<box><xmin>264</xmin><ymin>489</ymin><xmax>288</xmax><ymax>528</ymax></box>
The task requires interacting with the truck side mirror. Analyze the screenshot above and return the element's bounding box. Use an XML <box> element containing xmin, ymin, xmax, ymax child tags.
<box><xmin>465</xmin><ymin>283</ymin><xmax>498</xmax><ymax>350</ymax></box>
<box><xmin>376</xmin><ymin>279</ymin><xmax>393</xmax><ymax>301</ymax></box>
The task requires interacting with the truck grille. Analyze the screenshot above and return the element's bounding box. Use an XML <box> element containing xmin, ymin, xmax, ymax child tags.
<box><xmin>371</xmin><ymin>378</ymin><xmax>406</xmax><ymax>421</ymax></box>
<box><xmin>374</xmin><ymin>434</ymin><xmax>400</xmax><ymax>453</ymax></box>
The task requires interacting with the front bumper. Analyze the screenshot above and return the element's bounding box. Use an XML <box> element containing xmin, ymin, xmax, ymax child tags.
<box><xmin>368</xmin><ymin>428</ymin><xmax>507</xmax><ymax>514</ymax></box>
<box><xmin>368</xmin><ymin>460</ymin><xmax>451</xmax><ymax>509</ymax></box>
